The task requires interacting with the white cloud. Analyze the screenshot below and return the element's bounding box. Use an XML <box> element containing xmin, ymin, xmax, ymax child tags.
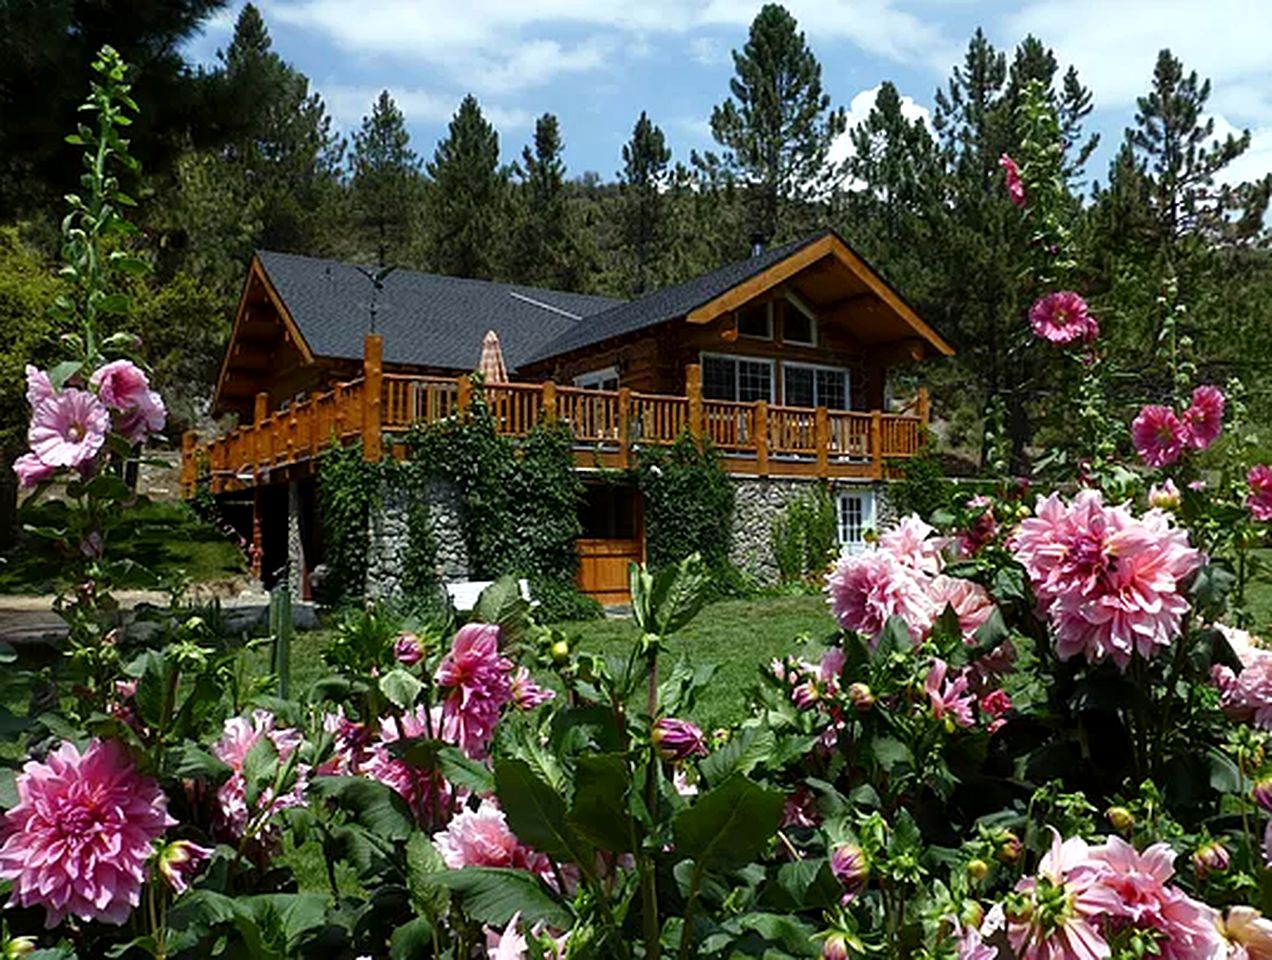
<box><xmin>827</xmin><ymin>84</ymin><xmax>931</xmax><ymax>168</ymax></box>
<box><xmin>688</xmin><ymin>36</ymin><xmax>728</xmax><ymax>66</ymax></box>
<box><xmin>322</xmin><ymin>85</ymin><xmax>532</xmax><ymax>134</ymax></box>
<box><xmin>1208</xmin><ymin>114</ymin><xmax>1272</xmax><ymax>186</ymax></box>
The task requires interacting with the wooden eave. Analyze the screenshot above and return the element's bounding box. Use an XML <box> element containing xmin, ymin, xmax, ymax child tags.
<box><xmin>685</xmin><ymin>233</ymin><xmax>955</xmax><ymax>357</ymax></box>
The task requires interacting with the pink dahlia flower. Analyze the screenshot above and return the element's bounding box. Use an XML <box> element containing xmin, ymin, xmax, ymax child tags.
<box><xmin>364</xmin><ymin>704</ymin><xmax>452</xmax><ymax>822</ymax></box>
<box><xmin>157</xmin><ymin>839</ymin><xmax>214</xmax><ymax>895</ymax></box>
<box><xmin>1210</xmin><ymin>625</ymin><xmax>1272</xmax><ymax>730</ymax></box>
<box><xmin>1007</xmin><ymin>830</ymin><xmax>1120</xmax><ymax>960</ymax></box>
<box><xmin>24</xmin><ymin>365</ymin><xmax>53</xmax><ymax>409</ymax></box>
<box><xmin>1011</xmin><ymin>491</ymin><xmax>1202</xmax><ymax>670</ymax></box>
<box><xmin>433</xmin><ymin>798</ymin><xmax>553</xmax><ymax>882</ymax></box>
<box><xmin>980</xmin><ymin>688</ymin><xmax>1012</xmax><ymax>734</ymax></box>
<box><xmin>435</xmin><ymin>624</ymin><xmax>513</xmax><ymax>759</ymax></box>
<box><xmin>1087</xmin><ymin>836</ymin><xmax>1222</xmax><ymax>959</ymax></box>
<box><xmin>1030</xmin><ymin>292</ymin><xmax>1099</xmax><ymax>345</ymax></box>
<box><xmin>394</xmin><ymin>633</ymin><xmax>424</xmax><ymax>666</ymax></box>
<box><xmin>1249</xmin><ymin>465</ymin><xmax>1272</xmax><ymax>521</ymax></box>
<box><xmin>27</xmin><ymin>388</ymin><xmax>109</xmax><ymax>468</ymax></box>
<box><xmin>0</xmin><ymin>739</ymin><xmax>175</xmax><ymax>928</ymax></box>
<box><xmin>825</xmin><ymin>549</ymin><xmax>935</xmax><ymax>641</ymax></box>
<box><xmin>12</xmin><ymin>452</ymin><xmax>56</xmax><ymax>489</ymax></box>
<box><xmin>830</xmin><ymin>842</ymin><xmax>868</xmax><ymax>904</ymax></box>
<box><xmin>652</xmin><ymin>717</ymin><xmax>708</xmax><ymax>762</ymax></box>
<box><xmin>878</xmin><ymin>514</ymin><xmax>948</xmax><ymax>575</ymax></box>
<box><xmin>1219</xmin><ymin>906</ymin><xmax>1272</xmax><ymax>959</ymax></box>
<box><xmin>510</xmin><ymin>666</ymin><xmax>555</xmax><ymax>711</ymax></box>
<box><xmin>924</xmin><ymin>658</ymin><xmax>976</xmax><ymax>729</ymax></box>
<box><xmin>931</xmin><ymin>575</ymin><xmax>995</xmax><ymax>641</ymax></box>
<box><xmin>1148</xmin><ymin>478</ymin><xmax>1181</xmax><ymax>511</ymax></box>
<box><xmin>1181</xmin><ymin>385</ymin><xmax>1224</xmax><ymax>450</ymax></box>
<box><xmin>484</xmin><ymin>911</ymin><xmax>569</xmax><ymax>960</ymax></box>
<box><xmin>955</xmin><ymin>923</ymin><xmax>998</xmax><ymax>960</ymax></box>
<box><xmin>211</xmin><ymin>711</ymin><xmax>308</xmax><ymax>846</ymax></box>
<box><xmin>1132</xmin><ymin>405</ymin><xmax>1187</xmax><ymax>468</ymax></box>
<box><xmin>1000</xmin><ymin>153</ymin><xmax>1026</xmax><ymax>207</ymax></box>
<box><xmin>958</xmin><ymin>495</ymin><xmax>998</xmax><ymax>556</ymax></box>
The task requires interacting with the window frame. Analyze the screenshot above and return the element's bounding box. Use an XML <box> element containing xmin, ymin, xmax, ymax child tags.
<box><xmin>698</xmin><ymin>352</ymin><xmax>776</xmax><ymax>404</ymax></box>
<box><xmin>781</xmin><ymin>360</ymin><xmax>851</xmax><ymax>410</ymax></box>
<box><xmin>781</xmin><ymin>293</ymin><xmax>818</xmax><ymax>346</ymax></box>
<box><xmin>735</xmin><ymin>302</ymin><xmax>774</xmax><ymax>341</ymax></box>
<box><xmin>573</xmin><ymin>366</ymin><xmax>620</xmax><ymax>392</ymax></box>
<box><xmin>836</xmin><ymin>489</ymin><xmax>877</xmax><ymax>553</ymax></box>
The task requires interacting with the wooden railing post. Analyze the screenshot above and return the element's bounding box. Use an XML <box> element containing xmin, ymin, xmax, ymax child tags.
<box><xmin>457</xmin><ymin>374</ymin><xmax>472</xmax><ymax>416</ymax></box>
<box><xmin>253</xmin><ymin>392</ymin><xmax>268</xmax><ymax>475</ymax></box>
<box><xmin>916</xmin><ymin>386</ymin><xmax>930</xmax><ymax>427</ymax></box>
<box><xmin>180</xmin><ymin>430</ymin><xmax>197</xmax><ymax>497</ymax></box>
<box><xmin>815</xmin><ymin>406</ymin><xmax>829</xmax><ymax>476</ymax></box>
<box><xmin>754</xmin><ymin>401</ymin><xmax>769</xmax><ymax>476</ymax></box>
<box><xmin>617</xmin><ymin>387</ymin><xmax>631</xmax><ymax>469</ymax></box>
<box><xmin>686</xmin><ymin>364</ymin><xmax>703</xmax><ymax>445</ymax></box>
<box><xmin>871</xmin><ymin>411</ymin><xmax>884</xmax><ymax>479</ymax></box>
<box><xmin>362</xmin><ymin>334</ymin><xmax>383</xmax><ymax>462</ymax></box>
<box><xmin>542</xmin><ymin>381</ymin><xmax>557</xmax><ymax>422</ymax></box>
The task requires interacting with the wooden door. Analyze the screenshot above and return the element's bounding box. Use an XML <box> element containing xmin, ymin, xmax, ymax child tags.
<box><xmin>576</xmin><ymin>538</ymin><xmax>642</xmax><ymax>605</ymax></box>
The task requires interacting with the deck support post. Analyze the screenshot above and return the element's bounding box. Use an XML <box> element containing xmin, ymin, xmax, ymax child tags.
<box><xmin>754</xmin><ymin>401</ymin><xmax>769</xmax><ymax>476</ymax></box>
<box><xmin>542</xmin><ymin>380</ymin><xmax>557</xmax><ymax>422</ymax></box>
<box><xmin>871</xmin><ymin>411</ymin><xmax>884</xmax><ymax>480</ymax></box>
<box><xmin>686</xmin><ymin>364</ymin><xmax>703</xmax><ymax>446</ymax></box>
<box><xmin>815</xmin><ymin>407</ymin><xmax>829</xmax><ymax>477</ymax></box>
<box><xmin>362</xmin><ymin>334</ymin><xmax>383</xmax><ymax>462</ymax></box>
<box><xmin>617</xmin><ymin>387</ymin><xmax>631</xmax><ymax>469</ymax></box>
<box><xmin>457</xmin><ymin>374</ymin><xmax>472</xmax><ymax>416</ymax></box>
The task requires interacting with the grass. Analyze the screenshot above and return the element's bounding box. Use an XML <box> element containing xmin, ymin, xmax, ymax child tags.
<box><xmin>0</xmin><ymin>500</ymin><xmax>246</xmax><ymax>594</ymax></box>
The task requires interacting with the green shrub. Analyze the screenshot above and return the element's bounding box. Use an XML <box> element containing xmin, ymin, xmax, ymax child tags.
<box><xmin>887</xmin><ymin>453</ymin><xmax>954</xmax><ymax>521</ymax></box>
<box><xmin>637</xmin><ymin>434</ymin><xmax>735</xmax><ymax>572</ymax></box>
<box><xmin>316</xmin><ymin>441</ymin><xmax>381</xmax><ymax>603</ymax></box>
<box><xmin>771</xmin><ymin>485</ymin><xmax>838</xmax><ymax>583</ymax></box>
<box><xmin>528</xmin><ymin>576</ymin><xmax>604</xmax><ymax>623</ymax></box>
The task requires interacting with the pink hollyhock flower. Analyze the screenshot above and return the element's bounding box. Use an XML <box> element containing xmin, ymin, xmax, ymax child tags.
<box><xmin>1181</xmin><ymin>385</ymin><xmax>1224</xmax><ymax>450</ymax></box>
<box><xmin>12</xmin><ymin>452</ymin><xmax>56</xmax><ymax>489</ymax></box>
<box><xmin>878</xmin><ymin>514</ymin><xmax>948</xmax><ymax>575</ymax></box>
<box><xmin>27</xmin><ymin>388</ymin><xmax>109</xmax><ymax>468</ymax></box>
<box><xmin>211</xmin><ymin>711</ymin><xmax>308</xmax><ymax>846</ymax></box>
<box><xmin>510</xmin><ymin>666</ymin><xmax>555</xmax><ymax>711</ymax></box>
<box><xmin>0</xmin><ymin>739</ymin><xmax>175</xmax><ymax>928</ymax></box>
<box><xmin>435</xmin><ymin>624</ymin><xmax>513</xmax><ymax>759</ymax></box>
<box><xmin>925</xmin><ymin>658</ymin><xmax>976</xmax><ymax>728</ymax></box>
<box><xmin>652</xmin><ymin>717</ymin><xmax>708</xmax><ymax>762</ymax></box>
<box><xmin>1248</xmin><ymin>465</ymin><xmax>1272</xmax><ymax>521</ymax></box>
<box><xmin>24</xmin><ymin>365</ymin><xmax>53</xmax><ymax>409</ymax></box>
<box><xmin>1007</xmin><ymin>830</ymin><xmax>1120</xmax><ymax>960</ymax></box>
<box><xmin>1030</xmin><ymin>292</ymin><xmax>1099</xmax><ymax>345</ymax></box>
<box><xmin>1000</xmin><ymin>153</ymin><xmax>1026</xmax><ymax>207</ymax></box>
<box><xmin>1087</xmin><ymin>836</ymin><xmax>1222</xmax><ymax>959</ymax></box>
<box><xmin>825</xmin><ymin>550</ymin><xmax>935</xmax><ymax>642</ymax></box>
<box><xmin>114</xmin><ymin>389</ymin><xmax>166</xmax><ymax>444</ymax></box>
<box><xmin>931</xmin><ymin>575</ymin><xmax>995</xmax><ymax>641</ymax></box>
<box><xmin>831</xmin><ymin>843</ymin><xmax>869</xmax><ymax>904</ymax></box>
<box><xmin>394</xmin><ymin>633</ymin><xmax>424</xmax><ymax>665</ymax></box>
<box><xmin>157</xmin><ymin>839</ymin><xmax>213</xmax><ymax>895</ymax></box>
<box><xmin>1132</xmin><ymin>405</ymin><xmax>1187</xmax><ymax>468</ymax></box>
<box><xmin>90</xmin><ymin>360</ymin><xmax>152</xmax><ymax>411</ymax></box>
<box><xmin>433</xmin><ymin>798</ymin><xmax>554</xmax><ymax>884</ymax></box>
<box><xmin>1012</xmin><ymin>491</ymin><xmax>1202</xmax><ymax>670</ymax></box>
<box><xmin>1148</xmin><ymin>478</ymin><xmax>1181</xmax><ymax>511</ymax></box>
<box><xmin>1219</xmin><ymin>906</ymin><xmax>1272</xmax><ymax>960</ymax></box>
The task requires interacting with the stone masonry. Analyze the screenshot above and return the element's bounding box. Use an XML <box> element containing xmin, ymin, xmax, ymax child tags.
<box><xmin>364</xmin><ymin>478</ymin><xmax>469</xmax><ymax>599</ymax></box>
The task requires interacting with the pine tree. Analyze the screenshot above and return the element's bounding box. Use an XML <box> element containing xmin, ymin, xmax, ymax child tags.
<box><xmin>619</xmin><ymin>112</ymin><xmax>672</xmax><ymax>295</ymax></box>
<box><xmin>427</xmin><ymin>95</ymin><xmax>504</xmax><ymax>280</ymax></box>
<box><xmin>508</xmin><ymin>114</ymin><xmax>574</xmax><ymax>288</ymax></box>
<box><xmin>709</xmin><ymin>3</ymin><xmax>845</xmax><ymax>243</ymax></box>
<box><xmin>349</xmin><ymin>91</ymin><xmax>422</xmax><ymax>266</ymax></box>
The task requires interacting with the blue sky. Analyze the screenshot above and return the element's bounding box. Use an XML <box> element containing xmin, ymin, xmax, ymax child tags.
<box><xmin>184</xmin><ymin>0</ymin><xmax>1272</xmax><ymax>192</ymax></box>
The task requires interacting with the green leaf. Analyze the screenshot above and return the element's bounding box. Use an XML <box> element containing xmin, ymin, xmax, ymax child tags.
<box><xmin>379</xmin><ymin>668</ymin><xmax>423</xmax><ymax>710</ymax></box>
<box><xmin>165</xmin><ymin>743</ymin><xmax>232</xmax><ymax>784</ymax></box>
<box><xmin>474</xmin><ymin>576</ymin><xmax>532</xmax><ymax>645</ymax></box>
<box><xmin>104</xmin><ymin>937</ymin><xmax>158</xmax><ymax>958</ymax></box>
<box><xmin>672</xmin><ymin>775</ymin><xmax>784</xmax><ymax>870</ymax></box>
<box><xmin>650</xmin><ymin>553</ymin><xmax>710</xmax><ymax>635</ymax></box>
<box><xmin>47</xmin><ymin>359</ymin><xmax>82</xmax><ymax>389</ymax></box>
<box><xmin>1189</xmin><ymin>564</ymin><xmax>1236</xmax><ymax>617</ymax></box>
<box><xmin>242</xmin><ymin>736</ymin><xmax>279</xmax><ymax>809</ymax></box>
<box><xmin>735</xmin><ymin>913</ymin><xmax>820</xmax><ymax>957</ymax></box>
<box><xmin>309</xmin><ymin>776</ymin><xmax>414</xmax><ymax>841</ymax></box>
<box><xmin>763</xmin><ymin>858</ymin><xmax>843</xmax><ymax>911</ymax></box>
<box><xmin>566</xmin><ymin>753</ymin><xmax>632</xmax><ymax>852</ymax></box>
<box><xmin>390</xmin><ymin>917</ymin><xmax>434</xmax><ymax>959</ymax></box>
<box><xmin>869</xmin><ymin>735</ymin><xmax>913</xmax><ymax>777</ymax></box>
<box><xmin>494</xmin><ymin>758</ymin><xmax>591</xmax><ymax>865</ymax></box>
<box><xmin>876</xmin><ymin>615</ymin><xmax>913</xmax><ymax>655</ymax></box>
<box><xmin>434</xmin><ymin>867</ymin><xmax>573</xmax><ymax>928</ymax></box>
<box><xmin>699</xmin><ymin>725</ymin><xmax>775</xmax><ymax>786</ymax></box>
<box><xmin>438</xmin><ymin>745</ymin><xmax>496</xmax><ymax>795</ymax></box>
<box><xmin>406</xmin><ymin>831</ymin><xmax>450</xmax><ymax>916</ymax></box>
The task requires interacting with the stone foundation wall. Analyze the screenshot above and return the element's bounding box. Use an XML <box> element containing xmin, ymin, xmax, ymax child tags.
<box><xmin>364</xmin><ymin>479</ymin><xmax>469</xmax><ymax>600</ymax></box>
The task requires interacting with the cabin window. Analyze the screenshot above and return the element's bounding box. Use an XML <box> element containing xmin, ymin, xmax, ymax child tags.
<box><xmin>782</xmin><ymin>298</ymin><xmax>817</xmax><ymax>346</ymax></box>
<box><xmin>782</xmin><ymin>363</ymin><xmax>849</xmax><ymax>410</ymax></box>
<box><xmin>580</xmin><ymin>483</ymin><xmax>638</xmax><ymax>540</ymax></box>
<box><xmin>701</xmin><ymin>354</ymin><xmax>774</xmax><ymax>403</ymax></box>
<box><xmin>736</xmin><ymin>302</ymin><xmax>772</xmax><ymax>340</ymax></box>
<box><xmin>574</xmin><ymin>366</ymin><xmax>619</xmax><ymax>392</ymax></box>
<box><xmin>836</xmin><ymin>490</ymin><xmax>876</xmax><ymax>553</ymax></box>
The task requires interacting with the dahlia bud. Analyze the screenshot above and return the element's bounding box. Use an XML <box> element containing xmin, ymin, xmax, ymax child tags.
<box><xmin>961</xmin><ymin>900</ymin><xmax>985</xmax><ymax>930</ymax></box>
<box><xmin>550</xmin><ymin>638</ymin><xmax>570</xmax><ymax>664</ymax></box>
<box><xmin>822</xmin><ymin>933</ymin><xmax>850</xmax><ymax>960</ymax></box>
<box><xmin>847</xmin><ymin>682</ymin><xmax>874</xmax><ymax>712</ymax></box>
<box><xmin>830</xmin><ymin>842</ymin><xmax>869</xmax><ymax>903</ymax></box>
<box><xmin>1192</xmin><ymin>841</ymin><xmax>1230</xmax><ymax>879</ymax></box>
<box><xmin>393</xmin><ymin>632</ymin><xmax>424</xmax><ymax>666</ymax></box>
<box><xmin>157</xmin><ymin>839</ymin><xmax>214</xmax><ymax>895</ymax></box>
<box><xmin>2</xmin><ymin>937</ymin><xmax>35</xmax><ymax>959</ymax></box>
<box><xmin>966</xmin><ymin>858</ymin><xmax>989</xmax><ymax>882</ymax></box>
<box><xmin>1254</xmin><ymin>777</ymin><xmax>1272</xmax><ymax>813</ymax></box>
<box><xmin>995</xmin><ymin>832</ymin><xmax>1022</xmax><ymax>865</ymax></box>
<box><xmin>1105</xmin><ymin>806</ymin><xmax>1135</xmax><ymax>833</ymax></box>
<box><xmin>652</xmin><ymin>718</ymin><xmax>708</xmax><ymax>762</ymax></box>
<box><xmin>1148</xmin><ymin>479</ymin><xmax>1181</xmax><ymax>511</ymax></box>
<box><xmin>791</xmin><ymin>680</ymin><xmax>820</xmax><ymax>710</ymax></box>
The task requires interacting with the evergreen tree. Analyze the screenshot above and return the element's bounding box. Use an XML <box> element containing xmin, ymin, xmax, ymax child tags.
<box><xmin>509</xmin><ymin>114</ymin><xmax>574</xmax><ymax>288</ymax></box>
<box><xmin>619</xmin><ymin>112</ymin><xmax>672</xmax><ymax>295</ymax></box>
<box><xmin>426</xmin><ymin>95</ymin><xmax>504</xmax><ymax>280</ymax></box>
<box><xmin>709</xmin><ymin>3</ymin><xmax>845</xmax><ymax>243</ymax></box>
<box><xmin>349</xmin><ymin>90</ymin><xmax>422</xmax><ymax>266</ymax></box>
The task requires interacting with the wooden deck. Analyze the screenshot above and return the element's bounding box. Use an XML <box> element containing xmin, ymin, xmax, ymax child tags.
<box><xmin>181</xmin><ymin>335</ymin><xmax>928</xmax><ymax>497</ymax></box>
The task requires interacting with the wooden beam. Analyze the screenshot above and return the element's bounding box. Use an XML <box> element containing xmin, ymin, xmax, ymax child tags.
<box><xmin>362</xmin><ymin>334</ymin><xmax>383</xmax><ymax>462</ymax></box>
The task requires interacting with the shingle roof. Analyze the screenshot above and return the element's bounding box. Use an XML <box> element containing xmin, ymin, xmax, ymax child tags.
<box><xmin>525</xmin><ymin>232</ymin><xmax>824</xmax><ymax>363</ymax></box>
<box><xmin>255</xmin><ymin>250</ymin><xmax>624</xmax><ymax>373</ymax></box>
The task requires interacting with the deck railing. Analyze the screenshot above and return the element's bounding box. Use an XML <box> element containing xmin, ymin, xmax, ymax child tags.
<box><xmin>182</xmin><ymin>334</ymin><xmax>929</xmax><ymax>496</ymax></box>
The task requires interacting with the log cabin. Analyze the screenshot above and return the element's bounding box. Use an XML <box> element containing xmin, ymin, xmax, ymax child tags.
<box><xmin>183</xmin><ymin>228</ymin><xmax>953</xmax><ymax>604</ymax></box>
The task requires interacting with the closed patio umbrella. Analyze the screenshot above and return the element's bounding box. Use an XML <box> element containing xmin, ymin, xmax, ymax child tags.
<box><xmin>477</xmin><ymin>329</ymin><xmax>508</xmax><ymax>383</ymax></box>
